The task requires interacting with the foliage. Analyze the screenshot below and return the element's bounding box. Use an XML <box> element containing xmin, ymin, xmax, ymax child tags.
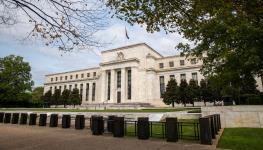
<box><xmin>61</xmin><ymin>89</ymin><xmax>71</xmax><ymax>107</ymax></box>
<box><xmin>31</xmin><ymin>86</ymin><xmax>44</xmax><ymax>105</ymax></box>
<box><xmin>178</xmin><ymin>79</ymin><xmax>189</xmax><ymax>107</ymax></box>
<box><xmin>188</xmin><ymin>79</ymin><xmax>199</xmax><ymax>106</ymax></box>
<box><xmin>0</xmin><ymin>55</ymin><xmax>34</xmax><ymax>106</ymax></box>
<box><xmin>43</xmin><ymin>90</ymin><xmax>52</xmax><ymax>107</ymax></box>
<box><xmin>162</xmin><ymin>79</ymin><xmax>179</xmax><ymax>107</ymax></box>
<box><xmin>0</xmin><ymin>0</ymin><xmax>108</xmax><ymax>51</ymax></box>
<box><xmin>52</xmin><ymin>89</ymin><xmax>61</xmax><ymax>107</ymax></box>
<box><xmin>70</xmin><ymin>88</ymin><xmax>81</xmax><ymax>107</ymax></box>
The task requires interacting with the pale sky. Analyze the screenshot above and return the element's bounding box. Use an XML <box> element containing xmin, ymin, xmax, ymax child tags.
<box><xmin>0</xmin><ymin>4</ymin><xmax>189</xmax><ymax>87</ymax></box>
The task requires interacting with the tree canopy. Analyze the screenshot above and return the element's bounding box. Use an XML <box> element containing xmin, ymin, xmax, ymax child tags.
<box><xmin>162</xmin><ymin>79</ymin><xmax>179</xmax><ymax>107</ymax></box>
<box><xmin>31</xmin><ymin>86</ymin><xmax>44</xmax><ymax>105</ymax></box>
<box><xmin>0</xmin><ymin>55</ymin><xmax>34</xmax><ymax>106</ymax></box>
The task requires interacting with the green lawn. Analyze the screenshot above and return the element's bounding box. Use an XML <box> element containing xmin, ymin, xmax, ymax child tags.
<box><xmin>217</xmin><ymin>128</ymin><xmax>263</xmax><ymax>150</ymax></box>
<box><xmin>125</xmin><ymin>120</ymin><xmax>199</xmax><ymax>140</ymax></box>
<box><xmin>0</xmin><ymin>107</ymin><xmax>200</xmax><ymax>113</ymax></box>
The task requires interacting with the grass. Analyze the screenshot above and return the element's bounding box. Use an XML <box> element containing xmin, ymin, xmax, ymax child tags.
<box><xmin>187</xmin><ymin>109</ymin><xmax>201</xmax><ymax>113</ymax></box>
<box><xmin>0</xmin><ymin>107</ymin><xmax>200</xmax><ymax>113</ymax></box>
<box><xmin>217</xmin><ymin>128</ymin><xmax>263</xmax><ymax>150</ymax></box>
<box><xmin>125</xmin><ymin>120</ymin><xmax>199</xmax><ymax>140</ymax></box>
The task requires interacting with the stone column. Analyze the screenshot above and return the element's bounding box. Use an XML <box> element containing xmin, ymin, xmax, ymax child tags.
<box><xmin>121</xmin><ymin>68</ymin><xmax>126</xmax><ymax>102</ymax></box>
<box><xmin>100</xmin><ymin>71</ymin><xmax>106</xmax><ymax>103</ymax></box>
<box><xmin>82</xmin><ymin>83</ymin><xmax>87</xmax><ymax>104</ymax></box>
<box><xmin>110</xmin><ymin>69</ymin><xmax>115</xmax><ymax>103</ymax></box>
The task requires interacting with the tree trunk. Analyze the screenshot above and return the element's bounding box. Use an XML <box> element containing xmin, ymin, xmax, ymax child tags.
<box><xmin>184</xmin><ymin>103</ymin><xmax>186</xmax><ymax>107</ymax></box>
<box><xmin>172</xmin><ymin>102</ymin><xmax>175</xmax><ymax>107</ymax></box>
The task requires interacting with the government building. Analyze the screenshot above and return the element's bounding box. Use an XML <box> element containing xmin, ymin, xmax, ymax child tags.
<box><xmin>43</xmin><ymin>43</ymin><xmax>263</xmax><ymax>107</ymax></box>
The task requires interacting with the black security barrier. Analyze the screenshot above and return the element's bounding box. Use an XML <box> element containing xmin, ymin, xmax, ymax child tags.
<box><xmin>107</xmin><ymin>115</ymin><xmax>116</xmax><ymax>133</ymax></box>
<box><xmin>91</xmin><ymin>115</ymin><xmax>104</xmax><ymax>135</ymax></box>
<box><xmin>199</xmin><ymin>117</ymin><xmax>212</xmax><ymax>145</ymax></box>
<box><xmin>4</xmin><ymin>113</ymin><xmax>11</xmax><ymax>123</ymax></box>
<box><xmin>39</xmin><ymin>114</ymin><xmax>47</xmax><ymax>126</ymax></box>
<box><xmin>75</xmin><ymin>115</ymin><xmax>85</xmax><ymax>129</ymax></box>
<box><xmin>210</xmin><ymin>115</ymin><xmax>216</xmax><ymax>139</ymax></box>
<box><xmin>137</xmin><ymin>117</ymin><xmax>150</xmax><ymax>140</ymax></box>
<box><xmin>20</xmin><ymin>113</ymin><xmax>28</xmax><ymax>125</ymax></box>
<box><xmin>29</xmin><ymin>113</ymin><xmax>37</xmax><ymax>125</ymax></box>
<box><xmin>12</xmin><ymin>113</ymin><xmax>19</xmax><ymax>124</ymax></box>
<box><xmin>0</xmin><ymin>112</ymin><xmax>4</xmax><ymax>123</ymax></box>
<box><xmin>165</xmin><ymin>117</ymin><xmax>178</xmax><ymax>142</ymax></box>
<box><xmin>214</xmin><ymin>115</ymin><xmax>219</xmax><ymax>133</ymax></box>
<box><xmin>218</xmin><ymin>114</ymin><xmax>221</xmax><ymax>129</ymax></box>
<box><xmin>113</xmin><ymin>117</ymin><xmax>124</xmax><ymax>137</ymax></box>
<box><xmin>50</xmin><ymin>114</ymin><xmax>58</xmax><ymax>127</ymax></box>
<box><xmin>62</xmin><ymin>115</ymin><xmax>71</xmax><ymax>128</ymax></box>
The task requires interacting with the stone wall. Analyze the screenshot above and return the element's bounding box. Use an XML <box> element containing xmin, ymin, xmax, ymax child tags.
<box><xmin>202</xmin><ymin>106</ymin><xmax>263</xmax><ymax>128</ymax></box>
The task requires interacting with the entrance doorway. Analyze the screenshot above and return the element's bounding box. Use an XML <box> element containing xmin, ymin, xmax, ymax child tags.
<box><xmin>117</xmin><ymin>91</ymin><xmax>121</xmax><ymax>103</ymax></box>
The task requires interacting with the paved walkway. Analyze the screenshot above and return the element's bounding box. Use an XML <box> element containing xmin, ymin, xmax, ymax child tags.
<box><xmin>0</xmin><ymin>124</ymin><xmax>215</xmax><ymax>150</ymax></box>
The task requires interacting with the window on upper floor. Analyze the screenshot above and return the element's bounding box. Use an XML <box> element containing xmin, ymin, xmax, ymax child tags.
<box><xmin>170</xmin><ymin>75</ymin><xmax>175</xmax><ymax>80</ymax></box>
<box><xmin>159</xmin><ymin>63</ymin><xmax>164</xmax><ymax>69</ymax></box>
<box><xmin>60</xmin><ymin>76</ymin><xmax>62</xmax><ymax>81</ymax></box>
<box><xmin>70</xmin><ymin>75</ymin><xmax>73</xmax><ymax>79</ymax></box>
<box><xmin>51</xmin><ymin>78</ymin><xmax>53</xmax><ymax>82</ymax></box>
<box><xmin>192</xmin><ymin>72</ymin><xmax>198</xmax><ymax>81</ymax></box>
<box><xmin>93</xmin><ymin>72</ymin><xmax>96</xmax><ymax>77</ymax></box>
<box><xmin>65</xmin><ymin>76</ymin><xmax>67</xmax><ymax>80</ymax></box>
<box><xmin>87</xmin><ymin>73</ymin><xmax>90</xmax><ymax>77</ymax></box>
<box><xmin>191</xmin><ymin>58</ymin><xmax>197</xmax><ymax>64</ymax></box>
<box><xmin>169</xmin><ymin>61</ymin><xmax>174</xmax><ymax>67</ymax></box>
<box><xmin>180</xmin><ymin>60</ymin><xmax>185</xmax><ymax>66</ymax></box>
<box><xmin>76</xmin><ymin>74</ymin><xmax>78</xmax><ymax>79</ymax></box>
<box><xmin>55</xmin><ymin>77</ymin><xmax>58</xmax><ymax>81</ymax></box>
<box><xmin>180</xmin><ymin>74</ymin><xmax>186</xmax><ymax>81</ymax></box>
<box><xmin>81</xmin><ymin>73</ymin><xmax>84</xmax><ymax>78</ymax></box>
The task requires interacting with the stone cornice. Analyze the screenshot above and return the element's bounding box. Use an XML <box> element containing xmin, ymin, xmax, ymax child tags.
<box><xmin>44</xmin><ymin>77</ymin><xmax>98</xmax><ymax>85</ymax></box>
<box><xmin>100</xmin><ymin>58</ymin><xmax>140</xmax><ymax>66</ymax></box>
<box><xmin>146</xmin><ymin>65</ymin><xmax>202</xmax><ymax>73</ymax></box>
<box><xmin>45</xmin><ymin>67</ymin><xmax>100</xmax><ymax>76</ymax></box>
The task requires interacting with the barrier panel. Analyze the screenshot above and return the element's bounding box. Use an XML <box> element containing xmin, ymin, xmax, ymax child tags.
<box><xmin>62</xmin><ymin>115</ymin><xmax>71</xmax><ymax>128</ymax></box>
<box><xmin>20</xmin><ymin>113</ymin><xmax>28</xmax><ymax>125</ymax></box>
<box><xmin>137</xmin><ymin>117</ymin><xmax>149</xmax><ymax>140</ymax></box>
<box><xmin>29</xmin><ymin>114</ymin><xmax>37</xmax><ymax>125</ymax></box>
<box><xmin>4</xmin><ymin>113</ymin><xmax>11</xmax><ymax>123</ymax></box>
<box><xmin>199</xmin><ymin>116</ymin><xmax>212</xmax><ymax>145</ymax></box>
<box><xmin>113</xmin><ymin>117</ymin><xmax>124</xmax><ymax>137</ymax></box>
<box><xmin>91</xmin><ymin>115</ymin><xmax>104</xmax><ymax>135</ymax></box>
<box><xmin>107</xmin><ymin>115</ymin><xmax>116</xmax><ymax>133</ymax></box>
<box><xmin>39</xmin><ymin>114</ymin><xmax>47</xmax><ymax>126</ymax></box>
<box><xmin>50</xmin><ymin>114</ymin><xmax>58</xmax><ymax>127</ymax></box>
<box><xmin>12</xmin><ymin>113</ymin><xmax>19</xmax><ymax>124</ymax></box>
<box><xmin>75</xmin><ymin>115</ymin><xmax>85</xmax><ymax>129</ymax></box>
<box><xmin>0</xmin><ymin>112</ymin><xmax>4</xmax><ymax>123</ymax></box>
<box><xmin>165</xmin><ymin>117</ymin><xmax>178</xmax><ymax>142</ymax></box>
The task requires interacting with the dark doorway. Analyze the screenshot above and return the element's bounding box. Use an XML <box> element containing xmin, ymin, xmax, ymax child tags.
<box><xmin>117</xmin><ymin>91</ymin><xmax>121</xmax><ymax>103</ymax></box>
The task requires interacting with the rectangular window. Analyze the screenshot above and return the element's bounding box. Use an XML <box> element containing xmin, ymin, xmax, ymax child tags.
<box><xmin>127</xmin><ymin>70</ymin><xmax>132</xmax><ymax>100</ymax></box>
<box><xmin>86</xmin><ymin>83</ymin><xmax>89</xmax><ymax>101</ymax></box>
<box><xmin>80</xmin><ymin>84</ymin><xmax>83</xmax><ymax>100</ymax></box>
<box><xmin>55</xmin><ymin>77</ymin><xmax>58</xmax><ymax>81</ymax></box>
<box><xmin>70</xmin><ymin>75</ymin><xmax>73</xmax><ymax>79</ymax></box>
<box><xmin>87</xmin><ymin>73</ymin><xmax>90</xmax><ymax>77</ymax></box>
<box><xmin>75</xmin><ymin>84</ymin><xmax>77</xmax><ymax>89</ymax></box>
<box><xmin>55</xmin><ymin>86</ymin><xmax>57</xmax><ymax>90</ymax></box>
<box><xmin>50</xmin><ymin>86</ymin><xmax>52</xmax><ymax>91</ymax></box>
<box><xmin>51</xmin><ymin>78</ymin><xmax>53</xmax><ymax>82</ymax></box>
<box><xmin>60</xmin><ymin>76</ymin><xmax>62</xmax><ymax>81</ymax></box>
<box><xmin>64</xmin><ymin>85</ymin><xmax>67</xmax><ymax>90</ymax></box>
<box><xmin>65</xmin><ymin>76</ymin><xmax>67</xmax><ymax>80</ymax></box>
<box><xmin>170</xmin><ymin>75</ymin><xmax>175</xmax><ymax>80</ymax></box>
<box><xmin>180</xmin><ymin>74</ymin><xmax>186</xmax><ymax>80</ymax></box>
<box><xmin>76</xmin><ymin>74</ymin><xmax>78</xmax><ymax>79</ymax></box>
<box><xmin>93</xmin><ymin>72</ymin><xmax>96</xmax><ymax>77</ymax></box>
<box><xmin>180</xmin><ymin>60</ymin><xmax>185</xmax><ymax>66</ymax></box>
<box><xmin>81</xmin><ymin>73</ymin><xmax>84</xmax><ymax>78</ymax></box>
<box><xmin>191</xmin><ymin>58</ymin><xmax>197</xmax><ymax>64</ymax></box>
<box><xmin>192</xmin><ymin>72</ymin><xmax>198</xmax><ymax>81</ymax></box>
<box><xmin>117</xmin><ymin>71</ymin><xmax>121</xmax><ymax>88</ymax></box>
<box><xmin>107</xmin><ymin>72</ymin><xmax>111</xmax><ymax>100</ymax></box>
<box><xmin>92</xmin><ymin>83</ymin><xmax>96</xmax><ymax>101</ymax></box>
<box><xmin>69</xmin><ymin>85</ymin><xmax>72</xmax><ymax>91</ymax></box>
<box><xmin>159</xmin><ymin>63</ymin><xmax>164</xmax><ymax>68</ymax></box>
<box><xmin>59</xmin><ymin>86</ymin><xmax>61</xmax><ymax>90</ymax></box>
<box><xmin>159</xmin><ymin>76</ymin><xmax>165</xmax><ymax>98</ymax></box>
<box><xmin>169</xmin><ymin>61</ymin><xmax>174</xmax><ymax>67</ymax></box>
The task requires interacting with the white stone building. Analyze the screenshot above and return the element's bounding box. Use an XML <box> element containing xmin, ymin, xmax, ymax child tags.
<box><xmin>43</xmin><ymin>43</ymin><xmax>263</xmax><ymax>107</ymax></box>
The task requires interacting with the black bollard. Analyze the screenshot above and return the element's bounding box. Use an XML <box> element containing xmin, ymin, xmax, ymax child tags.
<box><xmin>107</xmin><ymin>115</ymin><xmax>116</xmax><ymax>133</ymax></box>
<box><xmin>4</xmin><ymin>113</ymin><xmax>11</xmax><ymax>123</ymax></box>
<box><xmin>0</xmin><ymin>112</ymin><xmax>4</xmax><ymax>123</ymax></box>
<box><xmin>29</xmin><ymin>113</ymin><xmax>37</xmax><ymax>125</ymax></box>
<box><xmin>75</xmin><ymin>115</ymin><xmax>85</xmax><ymax>129</ymax></box>
<box><xmin>62</xmin><ymin>115</ymin><xmax>71</xmax><ymax>128</ymax></box>
<box><xmin>39</xmin><ymin>114</ymin><xmax>47</xmax><ymax>126</ymax></box>
<box><xmin>210</xmin><ymin>115</ymin><xmax>216</xmax><ymax>139</ymax></box>
<box><xmin>137</xmin><ymin>117</ymin><xmax>150</xmax><ymax>140</ymax></box>
<box><xmin>215</xmin><ymin>114</ymin><xmax>219</xmax><ymax>133</ymax></box>
<box><xmin>12</xmin><ymin>113</ymin><xmax>19</xmax><ymax>124</ymax></box>
<box><xmin>50</xmin><ymin>114</ymin><xmax>58</xmax><ymax>127</ymax></box>
<box><xmin>91</xmin><ymin>115</ymin><xmax>104</xmax><ymax>135</ymax></box>
<box><xmin>199</xmin><ymin>116</ymin><xmax>212</xmax><ymax>145</ymax></box>
<box><xmin>113</xmin><ymin>117</ymin><xmax>124</xmax><ymax>137</ymax></box>
<box><xmin>20</xmin><ymin>113</ymin><xmax>28</xmax><ymax>125</ymax></box>
<box><xmin>218</xmin><ymin>114</ymin><xmax>221</xmax><ymax>129</ymax></box>
<box><xmin>165</xmin><ymin>117</ymin><xmax>178</xmax><ymax>142</ymax></box>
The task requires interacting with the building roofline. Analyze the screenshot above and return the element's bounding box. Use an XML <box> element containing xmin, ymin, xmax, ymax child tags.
<box><xmin>45</xmin><ymin>67</ymin><xmax>100</xmax><ymax>76</ymax></box>
<box><xmin>101</xmin><ymin>43</ymin><xmax>163</xmax><ymax>58</ymax></box>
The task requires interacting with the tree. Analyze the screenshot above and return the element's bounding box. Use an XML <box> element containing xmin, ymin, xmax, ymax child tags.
<box><xmin>240</xmin><ymin>74</ymin><xmax>259</xmax><ymax>94</ymax></box>
<box><xmin>162</xmin><ymin>79</ymin><xmax>179</xmax><ymax>107</ymax></box>
<box><xmin>61</xmin><ymin>89</ymin><xmax>70</xmax><ymax>108</ymax></box>
<box><xmin>106</xmin><ymin>1</ymin><xmax>263</xmax><ymax>81</ymax></box>
<box><xmin>0</xmin><ymin>0</ymin><xmax>108</xmax><ymax>51</ymax></box>
<box><xmin>52</xmin><ymin>89</ymin><xmax>61</xmax><ymax>107</ymax></box>
<box><xmin>188</xmin><ymin>79</ymin><xmax>199</xmax><ymax>107</ymax></box>
<box><xmin>0</xmin><ymin>55</ymin><xmax>34</xmax><ymax>106</ymax></box>
<box><xmin>31</xmin><ymin>86</ymin><xmax>44</xmax><ymax>106</ymax></box>
<box><xmin>70</xmin><ymin>88</ymin><xmax>81</xmax><ymax>108</ymax></box>
<box><xmin>43</xmin><ymin>90</ymin><xmax>52</xmax><ymax>107</ymax></box>
<box><xmin>178</xmin><ymin>79</ymin><xmax>189</xmax><ymax>107</ymax></box>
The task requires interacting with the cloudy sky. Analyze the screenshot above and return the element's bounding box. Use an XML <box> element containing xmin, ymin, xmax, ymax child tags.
<box><xmin>0</xmin><ymin>2</ymin><xmax>188</xmax><ymax>87</ymax></box>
